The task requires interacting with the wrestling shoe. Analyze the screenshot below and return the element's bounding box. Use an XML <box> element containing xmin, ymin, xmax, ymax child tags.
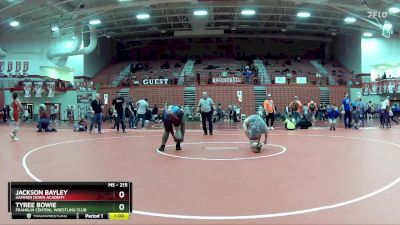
<box><xmin>255</xmin><ymin>143</ymin><xmax>262</xmax><ymax>153</ymax></box>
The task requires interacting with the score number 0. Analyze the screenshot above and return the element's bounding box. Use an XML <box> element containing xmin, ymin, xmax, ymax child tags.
<box><xmin>118</xmin><ymin>191</ymin><xmax>125</xmax><ymax>211</ymax></box>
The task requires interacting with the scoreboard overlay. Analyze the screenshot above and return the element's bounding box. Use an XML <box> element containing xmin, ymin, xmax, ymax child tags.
<box><xmin>8</xmin><ymin>182</ymin><xmax>132</xmax><ymax>220</ymax></box>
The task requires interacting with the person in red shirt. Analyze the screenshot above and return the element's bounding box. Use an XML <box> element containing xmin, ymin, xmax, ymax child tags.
<box><xmin>10</xmin><ymin>92</ymin><xmax>23</xmax><ymax>141</ymax></box>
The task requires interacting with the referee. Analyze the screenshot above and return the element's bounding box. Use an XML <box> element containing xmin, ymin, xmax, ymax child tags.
<box><xmin>197</xmin><ymin>92</ymin><xmax>216</xmax><ymax>135</ymax></box>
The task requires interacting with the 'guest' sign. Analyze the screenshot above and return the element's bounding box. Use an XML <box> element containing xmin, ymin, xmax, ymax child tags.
<box><xmin>142</xmin><ymin>79</ymin><xmax>169</xmax><ymax>85</ymax></box>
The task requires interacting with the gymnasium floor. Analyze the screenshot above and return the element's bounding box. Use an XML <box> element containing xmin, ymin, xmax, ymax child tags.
<box><xmin>1</xmin><ymin>122</ymin><xmax>400</xmax><ymax>225</ymax></box>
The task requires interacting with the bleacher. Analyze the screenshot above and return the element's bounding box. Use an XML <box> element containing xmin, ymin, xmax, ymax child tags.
<box><xmin>190</xmin><ymin>58</ymin><xmax>249</xmax><ymax>85</ymax></box>
<box><xmin>92</xmin><ymin>62</ymin><xmax>131</xmax><ymax>86</ymax></box>
<box><xmin>323</xmin><ymin>61</ymin><xmax>355</xmax><ymax>85</ymax></box>
<box><xmin>127</xmin><ymin>60</ymin><xmax>183</xmax><ymax>86</ymax></box>
<box><xmin>265</xmin><ymin>59</ymin><xmax>319</xmax><ymax>84</ymax></box>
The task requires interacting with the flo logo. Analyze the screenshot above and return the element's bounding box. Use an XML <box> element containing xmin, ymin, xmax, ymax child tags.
<box><xmin>368</xmin><ymin>11</ymin><xmax>388</xmax><ymax>18</ymax></box>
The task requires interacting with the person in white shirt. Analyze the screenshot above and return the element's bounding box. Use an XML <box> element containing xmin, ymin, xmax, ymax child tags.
<box><xmin>197</xmin><ymin>92</ymin><xmax>215</xmax><ymax>135</ymax></box>
<box><xmin>380</xmin><ymin>96</ymin><xmax>390</xmax><ymax>128</ymax></box>
<box><xmin>135</xmin><ymin>98</ymin><xmax>149</xmax><ymax>129</ymax></box>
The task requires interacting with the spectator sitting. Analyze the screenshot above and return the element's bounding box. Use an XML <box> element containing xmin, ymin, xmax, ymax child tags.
<box><xmin>74</xmin><ymin>116</ymin><xmax>88</xmax><ymax>132</ymax></box>
<box><xmin>37</xmin><ymin>104</ymin><xmax>57</xmax><ymax>132</ymax></box>
<box><xmin>284</xmin><ymin>115</ymin><xmax>296</xmax><ymax>130</ymax></box>
<box><xmin>296</xmin><ymin>117</ymin><xmax>312</xmax><ymax>129</ymax></box>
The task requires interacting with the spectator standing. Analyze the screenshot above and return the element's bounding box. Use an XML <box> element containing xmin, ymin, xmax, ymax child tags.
<box><xmin>307</xmin><ymin>99</ymin><xmax>318</xmax><ymax>125</ymax></box>
<box><xmin>243</xmin><ymin>69</ymin><xmax>252</xmax><ymax>84</ymax></box>
<box><xmin>286</xmin><ymin>72</ymin><xmax>292</xmax><ymax>84</ymax></box>
<box><xmin>50</xmin><ymin>105</ymin><xmax>56</xmax><ymax>123</ymax></box>
<box><xmin>327</xmin><ymin>104</ymin><xmax>340</xmax><ymax>131</ymax></box>
<box><xmin>263</xmin><ymin>94</ymin><xmax>275</xmax><ymax>130</ymax></box>
<box><xmin>135</xmin><ymin>98</ymin><xmax>149</xmax><ymax>129</ymax></box>
<box><xmin>112</xmin><ymin>93</ymin><xmax>126</xmax><ymax>133</ymax></box>
<box><xmin>289</xmin><ymin>96</ymin><xmax>302</xmax><ymax>122</ymax></box>
<box><xmin>216</xmin><ymin>103</ymin><xmax>224</xmax><ymax>122</ymax></box>
<box><xmin>380</xmin><ymin>96</ymin><xmax>390</xmax><ymax>128</ymax></box>
<box><xmin>89</xmin><ymin>93</ymin><xmax>104</xmax><ymax>134</ymax></box>
<box><xmin>2</xmin><ymin>105</ymin><xmax>7</xmax><ymax>123</ymax></box>
<box><xmin>196</xmin><ymin>72</ymin><xmax>201</xmax><ymax>85</ymax></box>
<box><xmin>342</xmin><ymin>93</ymin><xmax>352</xmax><ymax>129</ymax></box>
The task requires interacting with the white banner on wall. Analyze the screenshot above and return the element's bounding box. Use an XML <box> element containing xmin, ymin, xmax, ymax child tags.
<box><xmin>34</xmin><ymin>82</ymin><xmax>43</xmax><ymax>97</ymax></box>
<box><xmin>296</xmin><ymin>77</ymin><xmax>307</xmax><ymax>84</ymax></box>
<box><xmin>23</xmin><ymin>82</ymin><xmax>32</xmax><ymax>97</ymax></box>
<box><xmin>275</xmin><ymin>77</ymin><xmax>286</xmax><ymax>84</ymax></box>
<box><xmin>47</xmin><ymin>82</ymin><xmax>55</xmax><ymax>97</ymax></box>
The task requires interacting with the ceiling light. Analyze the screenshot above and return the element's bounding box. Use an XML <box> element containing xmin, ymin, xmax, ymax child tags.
<box><xmin>136</xmin><ymin>13</ymin><xmax>150</xmax><ymax>19</ymax></box>
<box><xmin>363</xmin><ymin>32</ymin><xmax>373</xmax><ymax>37</ymax></box>
<box><xmin>388</xmin><ymin>7</ymin><xmax>400</xmax><ymax>13</ymax></box>
<box><xmin>51</xmin><ymin>26</ymin><xmax>59</xmax><ymax>32</ymax></box>
<box><xmin>193</xmin><ymin>10</ymin><xmax>208</xmax><ymax>16</ymax></box>
<box><xmin>331</xmin><ymin>32</ymin><xmax>337</xmax><ymax>36</ymax></box>
<box><xmin>89</xmin><ymin>19</ymin><xmax>101</xmax><ymax>25</ymax></box>
<box><xmin>390</xmin><ymin>63</ymin><xmax>398</xmax><ymax>66</ymax></box>
<box><xmin>241</xmin><ymin>9</ymin><xmax>256</xmax><ymax>15</ymax></box>
<box><xmin>281</xmin><ymin>29</ymin><xmax>287</xmax><ymax>32</ymax></box>
<box><xmin>344</xmin><ymin>17</ymin><xmax>356</xmax><ymax>23</ymax></box>
<box><xmin>379</xmin><ymin>66</ymin><xmax>387</xmax><ymax>69</ymax></box>
<box><xmin>383</xmin><ymin>21</ymin><xmax>393</xmax><ymax>30</ymax></box>
<box><xmin>9</xmin><ymin>20</ymin><xmax>19</xmax><ymax>27</ymax></box>
<box><xmin>297</xmin><ymin>12</ymin><xmax>310</xmax><ymax>18</ymax></box>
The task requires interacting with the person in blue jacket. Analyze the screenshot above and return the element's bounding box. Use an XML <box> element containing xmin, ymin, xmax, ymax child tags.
<box><xmin>341</xmin><ymin>93</ymin><xmax>352</xmax><ymax>129</ymax></box>
<box><xmin>328</xmin><ymin>104</ymin><xmax>340</xmax><ymax>131</ymax></box>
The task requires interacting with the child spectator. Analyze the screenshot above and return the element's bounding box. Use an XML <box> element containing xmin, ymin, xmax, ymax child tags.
<box><xmin>327</xmin><ymin>104</ymin><xmax>340</xmax><ymax>131</ymax></box>
<box><xmin>74</xmin><ymin>116</ymin><xmax>88</xmax><ymax>132</ymax></box>
<box><xmin>284</xmin><ymin>115</ymin><xmax>296</xmax><ymax>130</ymax></box>
<box><xmin>352</xmin><ymin>106</ymin><xmax>360</xmax><ymax>129</ymax></box>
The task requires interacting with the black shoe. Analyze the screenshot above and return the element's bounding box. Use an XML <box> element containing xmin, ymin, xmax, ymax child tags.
<box><xmin>330</xmin><ymin>127</ymin><xmax>332</xmax><ymax>130</ymax></box>
<box><xmin>333</xmin><ymin>127</ymin><xmax>336</xmax><ymax>130</ymax></box>
<box><xmin>204</xmin><ymin>132</ymin><xmax>208</xmax><ymax>135</ymax></box>
<box><xmin>176</xmin><ymin>143</ymin><xmax>182</xmax><ymax>151</ymax></box>
<box><xmin>210</xmin><ymin>132</ymin><xmax>213</xmax><ymax>135</ymax></box>
<box><xmin>255</xmin><ymin>143</ymin><xmax>262</xmax><ymax>153</ymax></box>
<box><xmin>158</xmin><ymin>146</ymin><xmax>165</xmax><ymax>152</ymax></box>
